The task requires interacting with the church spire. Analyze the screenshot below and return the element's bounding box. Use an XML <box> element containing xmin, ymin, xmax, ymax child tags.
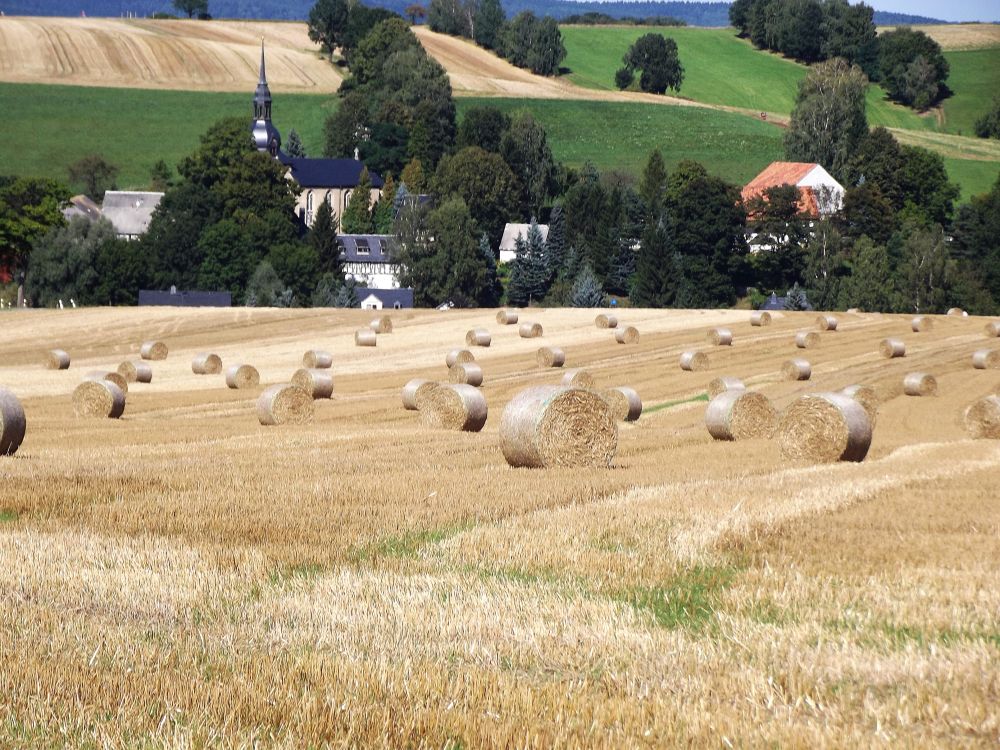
<box><xmin>251</xmin><ymin>39</ymin><xmax>281</xmax><ymax>157</ymax></box>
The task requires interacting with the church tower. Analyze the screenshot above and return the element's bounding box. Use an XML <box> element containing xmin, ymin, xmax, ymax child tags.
<box><xmin>251</xmin><ymin>41</ymin><xmax>281</xmax><ymax>157</ymax></box>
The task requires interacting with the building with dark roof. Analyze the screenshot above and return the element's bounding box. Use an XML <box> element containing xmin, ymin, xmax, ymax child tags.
<box><xmin>339</xmin><ymin>234</ymin><xmax>401</xmax><ymax>291</ymax></box>
<box><xmin>356</xmin><ymin>287</ymin><xmax>413</xmax><ymax>310</ymax></box>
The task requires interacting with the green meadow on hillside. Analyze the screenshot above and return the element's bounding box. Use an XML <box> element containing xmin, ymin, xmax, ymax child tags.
<box><xmin>940</xmin><ymin>48</ymin><xmax>1000</xmax><ymax>136</ymax></box>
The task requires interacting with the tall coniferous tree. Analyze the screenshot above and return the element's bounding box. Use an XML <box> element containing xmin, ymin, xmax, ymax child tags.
<box><xmin>479</xmin><ymin>232</ymin><xmax>502</xmax><ymax>307</ymax></box>
<box><xmin>341</xmin><ymin>167</ymin><xmax>374</xmax><ymax>234</ymax></box>
<box><xmin>310</xmin><ymin>199</ymin><xmax>341</xmax><ymax>277</ymax></box>
<box><xmin>632</xmin><ymin>218</ymin><xmax>676</xmax><ymax>307</ymax></box>
<box><xmin>543</xmin><ymin>204</ymin><xmax>565</xmax><ymax>285</ymax></box>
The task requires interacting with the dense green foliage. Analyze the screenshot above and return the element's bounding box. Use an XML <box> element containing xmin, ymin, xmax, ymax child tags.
<box><xmin>0</xmin><ymin>175</ymin><xmax>69</xmax><ymax>279</ymax></box>
<box><xmin>615</xmin><ymin>33</ymin><xmax>684</xmax><ymax>94</ymax></box>
<box><xmin>878</xmin><ymin>27</ymin><xmax>949</xmax><ymax>110</ymax></box>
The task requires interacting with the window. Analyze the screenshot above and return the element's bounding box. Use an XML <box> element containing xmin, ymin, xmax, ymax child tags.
<box><xmin>355</xmin><ymin>238</ymin><xmax>370</xmax><ymax>256</ymax></box>
<box><xmin>305</xmin><ymin>191</ymin><xmax>314</xmax><ymax>226</ymax></box>
<box><xmin>393</xmin><ymin>301</ymin><xmax>402</xmax><ymax>309</ymax></box>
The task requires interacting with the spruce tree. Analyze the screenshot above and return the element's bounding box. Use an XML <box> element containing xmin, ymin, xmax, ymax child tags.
<box><xmin>544</xmin><ymin>204</ymin><xmax>565</xmax><ymax>285</ymax></box>
<box><xmin>286</xmin><ymin>129</ymin><xmax>307</xmax><ymax>158</ymax></box>
<box><xmin>479</xmin><ymin>232</ymin><xmax>502</xmax><ymax>307</ymax></box>
<box><xmin>309</xmin><ymin>199</ymin><xmax>341</xmax><ymax>277</ymax></box>
<box><xmin>639</xmin><ymin>148</ymin><xmax>668</xmax><ymax>218</ymax></box>
<box><xmin>335</xmin><ymin>276</ymin><xmax>359</xmax><ymax>307</ymax></box>
<box><xmin>570</xmin><ymin>263</ymin><xmax>604</xmax><ymax>307</ymax></box>
<box><xmin>524</xmin><ymin>219</ymin><xmax>549</xmax><ymax>301</ymax></box>
<box><xmin>371</xmin><ymin>174</ymin><xmax>396</xmax><ymax>233</ymax></box>
<box><xmin>783</xmin><ymin>283</ymin><xmax>809</xmax><ymax>311</ymax></box>
<box><xmin>341</xmin><ymin>168</ymin><xmax>374</xmax><ymax>234</ymax></box>
<box><xmin>632</xmin><ymin>218</ymin><xmax>676</xmax><ymax>307</ymax></box>
<box><xmin>506</xmin><ymin>233</ymin><xmax>529</xmax><ymax>306</ymax></box>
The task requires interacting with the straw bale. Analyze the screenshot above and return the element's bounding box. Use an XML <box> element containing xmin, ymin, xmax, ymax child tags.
<box><xmin>707</xmin><ymin>376</ymin><xmax>745</xmax><ymax>399</ymax></box>
<box><xmin>225</xmin><ymin>364</ymin><xmax>260</xmax><ymax>389</ymax></box>
<box><xmin>840</xmin><ymin>384</ymin><xmax>879</xmax><ymax>427</ymax></box>
<box><xmin>964</xmin><ymin>395</ymin><xmax>1000</xmax><ymax>439</ymax></box>
<box><xmin>44</xmin><ymin>349</ymin><xmax>70</xmax><ymax>370</ymax></box>
<box><xmin>984</xmin><ymin>321</ymin><xmax>1000</xmax><ymax>338</ymax></box>
<box><xmin>449</xmin><ymin>362</ymin><xmax>483</xmax><ymax>387</ymax></box>
<box><xmin>561</xmin><ymin>369</ymin><xmax>594</xmax><ymax>388</ymax></box>
<box><xmin>795</xmin><ymin>331</ymin><xmax>821</xmax><ymax>348</ymax></box>
<box><xmin>420</xmin><ymin>383</ymin><xmax>487</xmax><ymax>432</ymax></box>
<box><xmin>972</xmin><ymin>349</ymin><xmax>1000</xmax><ymax>370</ymax></box>
<box><xmin>465</xmin><ymin>328</ymin><xmax>491</xmax><ymax>347</ymax></box>
<box><xmin>750</xmin><ymin>311</ymin><xmax>771</xmax><ymax>326</ymax></box>
<box><xmin>777</xmin><ymin>392</ymin><xmax>872</xmax><ymax>463</ymax></box>
<box><xmin>85</xmin><ymin>370</ymin><xmax>128</xmax><ymax>394</ymax></box>
<box><xmin>302</xmin><ymin>350</ymin><xmax>332</xmax><ymax>369</ymax></box>
<box><xmin>903</xmin><ymin>372</ymin><xmax>937</xmax><ymax>397</ymax></box>
<box><xmin>0</xmin><ymin>388</ymin><xmax>26</xmax><ymax>456</ymax></box>
<box><xmin>256</xmin><ymin>384</ymin><xmax>313</xmax><ymax>425</ymax></box>
<box><xmin>707</xmin><ymin>328</ymin><xmax>733</xmax><ymax>346</ymax></box>
<box><xmin>446</xmin><ymin>349</ymin><xmax>475</xmax><ymax>368</ymax></box>
<box><xmin>369</xmin><ymin>316</ymin><xmax>393</xmax><ymax>334</ymax></box>
<box><xmin>72</xmin><ymin>380</ymin><xmax>125</xmax><ymax>419</ymax></box>
<box><xmin>911</xmin><ymin>316</ymin><xmax>933</xmax><ymax>333</ymax></box>
<box><xmin>191</xmin><ymin>353</ymin><xmax>222</xmax><ymax>374</ymax></box>
<box><xmin>879</xmin><ymin>338</ymin><xmax>906</xmax><ymax>358</ymax></box>
<box><xmin>117</xmin><ymin>361</ymin><xmax>152</xmax><ymax>384</ymax></box>
<box><xmin>947</xmin><ymin>307</ymin><xmax>966</xmax><ymax>317</ymax></box>
<box><xmin>816</xmin><ymin>315</ymin><xmax>838</xmax><ymax>331</ymax></box>
<box><xmin>782</xmin><ymin>359</ymin><xmax>812</xmax><ymax>381</ymax></box>
<box><xmin>846</xmin><ymin>308</ymin><xmax>861</xmax><ymax>314</ymax></box>
<box><xmin>705</xmin><ymin>389</ymin><xmax>777</xmax><ymax>441</ymax></box>
<box><xmin>291</xmin><ymin>368</ymin><xmax>334</xmax><ymax>399</ymax></box>
<box><xmin>519</xmin><ymin>322</ymin><xmax>543</xmax><ymax>338</ymax></box>
<box><xmin>595</xmin><ymin>313</ymin><xmax>618</xmax><ymax>329</ymax></box>
<box><xmin>401</xmin><ymin>379</ymin><xmax>441</xmax><ymax>411</ymax></box>
<box><xmin>139</xmin><ymin>340</ymin><xmax>168</xmax><ymax>360</ymax></box>
<box><xmin>602</xmin><ymin>386</ymin><xmax>642</xmax><ymax>422</ymax></box>
<box><xmin>496</xmin><ymin>310</ymin><xmax>518</xmax><ymax>325</ymax></box>
<box><xmin>536</xmin><ymin>346</ymin><xmax>565</xmax><ymax>368</ymax></box>
<box><xmin>680</xmin><ymin>351</ymin><xmax>709</xmax><ymax>371</ymax></box>
<box><xmin>500</xmin><ymin>385</ymin><xmax>618</xmax><ymax>468</ymax></box>
<box><xmin>615</xmin><ymin>326</ymin><xmax>639</xmax><ymax>344</ymax></box>
<box><xmin>355</xmin><ymin>330</ymin><xmax>377</xmax><ymax>347</ymax></box>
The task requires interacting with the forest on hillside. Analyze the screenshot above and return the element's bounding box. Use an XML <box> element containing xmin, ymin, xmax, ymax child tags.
<box><xmin>2</xmin><ymin>0</ymin><xmax>945</xmax><ymax>25</ymax></box>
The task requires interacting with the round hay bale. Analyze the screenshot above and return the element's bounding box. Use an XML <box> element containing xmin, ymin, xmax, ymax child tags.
<box><xmin>117</xmin><ymin>361</ymin><xmax>152</xmax><ymax>384</ymax></box>
<box><xmin>369</xmin><ymin>316</ymin><xmax>393</xmax><ymax>334</ymax></box>
<box><xmin>911</xmin><ymin>316</ymin><xmax>933</xmax><ymax>333</ymax></box>
<box><xmin>680</xmin><ymin>351</ymin><xmax>709</xmax><ymax>372</ymax></box>
<box><xmin>72</xmin><ymin>380</ymin><xmax>125</xmax><ymax>419</ymax></box>
<box><xmin>536</xmin><ymin>346</ymin><xmax>565</xmax><ymax>368</ymax></box>
<box><xmin>449</xmin><ymin>362</ymin><xmax>483</xmax><ymax>387</ymax></box>
<box><xmin>972</xmin><ymin>349</ymin><xmax>1000</xmax><ymax>370</ymax></box>
<box><xmin>519</xmin><ymin>322</ymin><xmax>543</xmax><ymax>338</ymax></box>
<box><xmin>496</xmin><ymin>310</ymin><xmax>518</xmax><ymax>325</ymax></box>
<box><xmin>947</xmin><ymin>307</ymin><xmax>966</xmax><ymax>317</ymax></box>
<box><xmin>903</xmin><ymin>372</ymin><xmax>937</xmax><ymax>397</ymax></box>
<box><xmin>256</xmin><ymin>384</ymin><xmax>313</xmax><ymax>425</ymax></box>
<box><xmin>984</xmin><ymin>321</ymin><xmax>1000</xmax><ymax>338</ymax></box>
<box><xmin>465</xmin><ymin>328</ymin><xmax>491</xmax><ymax>347</ymax></box>
<box><xmin>750</xmin><ymin>311</ymin><xmax>771</xmax><ymax>327</ymax></box>
<box><xmin>0</xmin><ymin>388</ymin><xmax>27</xmax><ymax>456</ymax></box>
<box><xmin>192</xmin><ymin>353</ymin><xmax>223</xmax><ymax>374</ymax></box>
<box><xmin>446</xmin><ymin>348</ymin><xmax>475</xmax><ymax>368</ymax></box>
<box><xmin>707</xmin><ymin>376</ymin><xmax>745</xmax><ymax>399</ymax></box>
<box><xmin>561</xmin><ymin>369</ymin><xmax>594</xmax><ymax>388</ymax></box>
<box><xmin>291</xmin><ymin>368</ymin><xmax>334</xmax><ymax>399</ymax></box>
<box><xmin>44</xmin><ymin>349</ymin><xmax>70</xmax><ymax>370</ymax></box>
<box><xmin>879</xmin><ymin>338</ymin><xmax>906</xmax><ymax>358</ymax></box>
<box><xmin>781</xmin><ymin>359</ymin><xmax>812</xmax><ymax>381</ymax></box>
<box><xmin>795</xmin><ymin>331</ymin><xmax>821</xmax><ymax>349</ymax></box>
<box><xmin>355</xmin><ymin>330</ymin><xmax>377</xmax><ymax>347</ymax></box>
<box><xmin>846</xmin><ymin>308</ymin><xmax>861</xmax><ymax>314</ymax></box>
<box><xmin>964</xmin><ymin>395</ymin><xmax>1000</xmax><ymax>439</ymax></box>
<box><xmin>777</xmin><ymin>392</ymin><xmax>872</xmax><ymax>463</ymax></box>
<box><xmin>85</xmin><ymin>370</ymin><xmax>128</xmax><ymax>395</ymax></box>
<box><xmin>707</xmin><ymin>328</ymin><xmax>733</xmax><ymax>346</ymax></box>
<box><xmin>705</xmin><ymin>389</ymin><xmax>777</xmax><ymax>441</ymax></box>
<box><xmin>500</xmin><ymin>385</ymin><xmax>618</xmax><ymax>468</ymax></box>
<box><xmin>615</xmin><ymin>326</ymin><xmax>639</xmax><ymax>344</ymax></box>
<box><xmin>225</xmin><ymin>364</ymin><xmax>260</xmax><ymax>389</ymax></box>
<box><xmin>816</xmin><ymin>315</ymin><xmax>838</xmax><ymax>331</ymax></box>
<box><xmin>420</xmin><ymin>383</ymin><xmax>487</xmax><ymax>432</ymax></box>
<box><xmin>595</xmin><ymin>313</ymin><xmax>618</xmax><ymax>329</ymax></box>
<box><xmin>401</xmin><ymin>379</ymin><xmax>441</xmax><ymax>411</ymax></box>
<box><xmin>302</xmin><ymin>350</ymin><xmax>332</xmax><ymax>369</ymax></box>
<box><xmin>840</xmin><ymin>384</ymin><xmax>879</xmax><ymax>427</ymax></box>
<box><xmin>139</xmin><ymin>341</ymin><xmax>168</xmax><ymax>360</ymax></box>
<box><xmin>602</xmin><ymin>386</ymin><xmax>642</xmax><ymax>422</ymax></box>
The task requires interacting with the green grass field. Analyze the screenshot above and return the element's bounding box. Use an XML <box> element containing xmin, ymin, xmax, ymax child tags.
<box><xmin>940</xmin><ymin>49</ymin><xmax>1000</xmax><ymax>136</ymax></box>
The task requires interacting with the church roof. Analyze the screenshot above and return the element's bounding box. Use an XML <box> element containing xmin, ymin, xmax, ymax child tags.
<box><xmin>282</xmin><ymin>156</ymin><xmax>384</xmax><ymax>190</ymax></box>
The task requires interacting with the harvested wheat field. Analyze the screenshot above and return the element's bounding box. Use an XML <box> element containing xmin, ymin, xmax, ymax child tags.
<box><xmin>0</xmin><ymin>305</ymin><xmax>998</xmax><ymax>747</ymax></box>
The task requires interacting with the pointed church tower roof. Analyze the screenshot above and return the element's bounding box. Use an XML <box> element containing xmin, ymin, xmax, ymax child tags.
<box><xmin>251</xmin><ymin>39</ymin><xmax>281</xmax><ymax>157</ymax></box>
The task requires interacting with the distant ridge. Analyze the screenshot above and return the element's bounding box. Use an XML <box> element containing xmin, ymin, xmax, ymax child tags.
<box><xmin>1</xmin><ymin>0</ymin><xmax>950</xmax><ymax>26</ymax></box>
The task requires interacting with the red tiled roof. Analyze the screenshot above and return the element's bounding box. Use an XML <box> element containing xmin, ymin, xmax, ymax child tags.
<box><xmin>742</xmin><ymin>162</ymin><xmax>820</xmax><ymax>217</ymax></box>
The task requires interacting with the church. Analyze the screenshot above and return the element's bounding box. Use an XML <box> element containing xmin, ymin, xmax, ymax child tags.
<box><xmin>251</xmin><ymin>44</ymin><xmax>383</xmax><ymax>231</ymax></box>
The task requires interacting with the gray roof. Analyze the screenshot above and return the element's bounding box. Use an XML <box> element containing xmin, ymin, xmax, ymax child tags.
<box><xmin>339</xmin><ymin>234</ymin><xmax>395</xmax><ymax>264</ymax></box>
<box><xmin>281</xmin><ymin>157</ymin><xmax>384</xmax><ymax>190</ymax></box>
<box><xmin>101</xmin><ymin>191</ymin><xmax>164</xmax><ymax>237</ymax></box>
<box><xmin>62</xmin><ymin>194</ymin><xmax>102</xmax><ymax>222</ymax></box>
<box><xmin>760</xmin><ymin>292</ymin><xmax>813</xmax><ymax>311</ymax></box>
<box><xmin>356</xmin><ymin>287</ymin><xmax>413</xmax><ymax>309</ymax></box>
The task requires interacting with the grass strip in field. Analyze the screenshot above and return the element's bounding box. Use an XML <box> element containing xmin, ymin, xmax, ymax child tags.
<box><xmin>0</xmin><ymin>510</ymin><xmax>18</xmax><ymax>523</ymax></box>
<box><xmin>616</xmin><ymin>563</ymin><xmax>741</xmax><ymax>633</ymax></box>
<box><xmin>643</xmin><ymin>392</ymin><xmax>710</xmax><ymax>415</ymax></box>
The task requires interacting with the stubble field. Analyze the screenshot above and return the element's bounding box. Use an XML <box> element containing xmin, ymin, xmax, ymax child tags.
<box><xmin>0</xmin><ymin>306</ymin><xmax>998</xmax><ymax>746</ymax></box>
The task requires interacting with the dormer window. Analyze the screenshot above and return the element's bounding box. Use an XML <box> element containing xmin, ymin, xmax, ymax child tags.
<box><xmin>356</xmin><ymin>238</ymin><xmax>370</xmax><ymax>255</ymax></box>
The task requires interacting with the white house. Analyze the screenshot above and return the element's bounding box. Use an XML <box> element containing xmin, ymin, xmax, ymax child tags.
<box><xmin>498</xmin><ymin>222</ymin><xmax>549</xmax><ymax>263</ymax></box>
<box><xmin>742</xmin><ymin>162</ymin><xmax>844</xmax><ymax>217</ymax></box>
<box><xmin>339</xmin><ymin>234</ymin><xmax>401</xmax><ymax>290</ymax></box>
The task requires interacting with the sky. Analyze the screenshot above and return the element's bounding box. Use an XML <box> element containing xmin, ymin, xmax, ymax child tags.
<box><xmin>865</xmin><ymin>0</ymin><xmax>998</xmax><ymax>22</ymax></box>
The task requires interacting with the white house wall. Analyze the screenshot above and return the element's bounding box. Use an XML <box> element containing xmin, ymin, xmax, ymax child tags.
<box><xmin>798</xmin><ymin>165</ymin><xmax>844</xmax><ymax>215</ymax></box>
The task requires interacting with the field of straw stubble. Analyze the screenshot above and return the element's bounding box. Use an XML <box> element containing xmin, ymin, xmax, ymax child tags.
<box><xmin>0</xmin><ymin>306</ymin><xmax>998</xmax><ymax>747</ymax></box>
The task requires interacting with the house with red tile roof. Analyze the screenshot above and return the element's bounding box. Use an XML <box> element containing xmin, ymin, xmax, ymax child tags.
<box><xmin>742</xmin><ymin>162</ymin><xmax>844</xmax><ymax>217</ymax></box>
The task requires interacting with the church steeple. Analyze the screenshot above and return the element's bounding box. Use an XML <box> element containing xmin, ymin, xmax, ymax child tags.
<box><xmin>251</xmin><ymin>39</ymin><xmax>281</xmax><ymax>157</ymax></box>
